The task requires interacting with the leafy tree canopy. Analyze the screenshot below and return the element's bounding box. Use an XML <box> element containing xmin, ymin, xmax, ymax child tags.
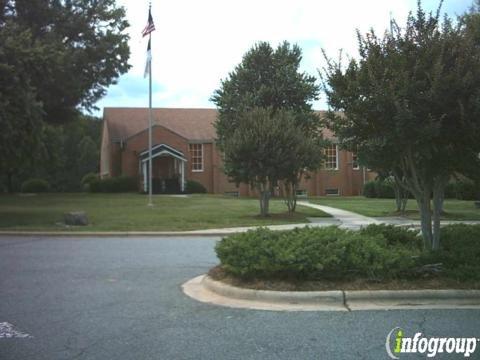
<box><xmin>323</xmin><ymin>1</ymin><xmax>480</xmax><ymax>250</ymax></box>
<box><xmin>1</xmin><ymin>0</ymin><xmax>130</xmax><ymax>123</ymax></box>
<box><xmin>223</xmin><ymin>108</ymin><xmax>324</xmax><ymax>216</ymax></box>
<box><xmin>211</xmin><ymin>41</ymin><xmax>320</xmax><ymax>149</ymax></box>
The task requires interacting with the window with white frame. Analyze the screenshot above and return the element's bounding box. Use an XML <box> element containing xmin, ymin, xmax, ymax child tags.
<box><xmin>324</xmin><ymin>144</ymin><xmax>338</xmax><ymax>170</ymax></box>
<box><xmin>189</xmin><ymin>143</ymin><xmax>203</xmax><ymax>172</ymax></box>
<box><xmin>352</xmin><ymin>152</ymin><xmax>360</xmax><ymax>170</ymax></box>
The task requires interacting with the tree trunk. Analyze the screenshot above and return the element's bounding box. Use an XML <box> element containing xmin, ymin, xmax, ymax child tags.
<box><xmin>393</xmin><ymin>176</ymin><xmax>408</xmax><ymax>214</ymax></box>
<box><xmin>432</xmin><ymin>177</ymin><xmax>448</xmax><ymax>251</ymax></box>
<box><xmin>283</xmin><ymin>181</ymin><xmax>297</xmax><ymax>213</ymax></box>
<box><xmin>258</xmin><ymin>183</ymin><xmax>271</xmax><ymax>217</ymax></box>
<box><xmin>415</xmin><ymin>190</ymin><xmax>433</xmax><ymax>250</ymax></box>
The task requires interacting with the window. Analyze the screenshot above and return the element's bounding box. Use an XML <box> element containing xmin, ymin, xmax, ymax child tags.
<box><xmin>324</xmin><ymin>144</ymin><xmax>338</xmax><ymax>170</ymax></box>
<box><xmin>325</xmin><ymin>188</ymin><xmax>340</xmax><ymax>196</ymax></box>
<box><xmin>352</xmin><ymin>153</ymin><xmax>359</xmax><ymax>170</ymax></box>
<box><xmin>189</xmin><ymin>143</ymin><xmax>203</xmax><ymax>172</ymax></box>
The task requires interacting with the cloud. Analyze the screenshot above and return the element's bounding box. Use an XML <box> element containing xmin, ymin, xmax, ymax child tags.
<box><xmin>95</xmin><ymin>0</ymin><xmax>471</xmax><ymax>113</ymax></box>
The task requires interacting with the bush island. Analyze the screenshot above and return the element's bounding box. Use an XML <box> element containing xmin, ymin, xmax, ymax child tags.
<box><xmin>89</xmin><ymin>176</ymin><xmax>137</xmax><ymax>193</ymax></box>
<box><xmin>420</xmin><ymin>224</ymin><xmax>480</xmax><ymax>280</ymax></box>
<box><xmin>185</xmin><ymin>180</ymin><xmax>207</xmax><ymax>194</ymax></box>
<box><xmin>215</xmin><ymin>225</ymin><xmax>420</xmax><ymax>280</ymax></box>
<box><xmin>21</xmin><ymin>178</ymin><xmax>50</xmax><ymax>193</ymax></box>
<box><xmin>216</xmin><ymin>224</ymin><xmax>480</xmax><ymax>282</ymax></box>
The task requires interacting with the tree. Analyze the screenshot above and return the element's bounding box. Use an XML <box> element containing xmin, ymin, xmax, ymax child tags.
<box><xmin>0</xmin><ymin>0</ymin><xmax>129</xmax><ymax>190</ymax></box>
<box><xmin>223</xmin><ymin>108</ymin><xmax>323</xmax><ymax>216</ymax></box>
<box><xmin>323</xmin><ymin>1</ymin><xmax>480</xmax><ymax>250</ymax></box>
<box><xmin>1</xmin><ymin>0</ymin><xmax>130</xmax><ymax>123</ymax></box>
<box><xmin>212</xmin><ymin>41</ymin><xmax>320</xmax><ymax>150</ymax></box>
<box><xmin>212</xmin><ymin>41</ymin><xmax>323</xmax><ymax>214</ymax></box>
<box><xmin>0</xmin><ymin>25</ymin><xmax>44</xmax><ymax>193</ymax></box>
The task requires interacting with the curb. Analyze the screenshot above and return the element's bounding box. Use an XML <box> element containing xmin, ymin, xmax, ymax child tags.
<box><xmin>186</xmin><ymin>275</ymin><xmax>480</xmax><ymax>311</ymax></box>
<box><xmin>0</xmin><ymin>224</ymin><xmax>316</xmax><ymax>238</ymax></box>
<box><xmin>0</xmin><ymin>231</ymin><xmax>227</xmax><ymax>237</ymax></box>
<box><xmin>202</xmin><ymin>275</ymin><xmax>344</xmax><ymax>305</ymax></box>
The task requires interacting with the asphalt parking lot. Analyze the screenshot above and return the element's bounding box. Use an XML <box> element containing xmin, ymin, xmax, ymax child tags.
<box><xmin>1</xmin><ymin>236</ymin><xmax>479</xmax><ymax>359</ymax></box>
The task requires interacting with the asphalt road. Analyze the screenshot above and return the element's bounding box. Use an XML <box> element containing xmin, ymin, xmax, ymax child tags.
<box><xmin>0</xmin><ymin>236</ymin><xmax>479</xmax><ymax>360</ymax></box>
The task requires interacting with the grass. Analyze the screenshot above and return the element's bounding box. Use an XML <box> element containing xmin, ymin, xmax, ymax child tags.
<box><xmin>0</xmin><ymin>193</ymin><xmax>330</xmax><ymax>231</ymax></box>
<box><xmin>308</xmin><ymin>196</ymin><xmax>480</xmax><ymax>220</ymax></box>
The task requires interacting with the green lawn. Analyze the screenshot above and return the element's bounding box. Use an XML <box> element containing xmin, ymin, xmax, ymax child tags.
<box><xmin>309</xmin><ymin>196</ymin><xmax>480</xmax><ymax>220</ymax></box>
<box><xmin>0</xmin><ymin>193</ymin><xmax>330</xmax><ymax>231</ymax></box>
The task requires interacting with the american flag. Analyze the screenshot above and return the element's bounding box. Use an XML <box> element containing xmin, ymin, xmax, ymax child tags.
<box><xmin>142</xmin><ymin>7</ymin><xmax>155</xmax><ymax>37</ymax></box>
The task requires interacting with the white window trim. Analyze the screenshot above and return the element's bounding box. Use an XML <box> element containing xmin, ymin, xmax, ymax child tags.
<box><xmin>352</xmin><ymin>153</ymin><xmax>360</xmax><ymax>170</ymax></box>
<box><xmin>325</xmin><ymin>144</ymin><xmax>339</xmax><ymax>170</ymax></box>
<box><xmin>190</xmin><ymin>143</ymin><xmax>204</xmax><ymax>172</ymax></box>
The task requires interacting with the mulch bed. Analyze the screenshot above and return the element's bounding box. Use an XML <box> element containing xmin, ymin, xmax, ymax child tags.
<box><xmin>208</xmin><ymin>266</ymin><xmax>480</xmax><ymax>291</ymax></box>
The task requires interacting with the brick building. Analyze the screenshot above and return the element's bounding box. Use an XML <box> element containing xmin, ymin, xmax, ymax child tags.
<box><xmin>101</xmin><ymin>107</ymin><xmax>375</xmax><ymax>196</ymax></box>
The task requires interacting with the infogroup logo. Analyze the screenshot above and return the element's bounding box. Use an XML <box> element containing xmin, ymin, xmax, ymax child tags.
<box><xmin>385</xmin><ymin>327</ymin><xmax>479</xmax><ymax>359</ymax></box>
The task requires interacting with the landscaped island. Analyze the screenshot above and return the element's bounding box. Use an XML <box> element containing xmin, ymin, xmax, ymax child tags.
<box><xmin>211</xmin><ymin>224</ymin><xmax>480</xmax><ymax>291</ymax></box>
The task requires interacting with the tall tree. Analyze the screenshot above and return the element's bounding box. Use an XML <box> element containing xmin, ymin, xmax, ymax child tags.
<box><xmin>212</xmin><ymin>41</ymin><xmax>320</xmax><ymax>150</ymax></box>
<box><xmin>212</xmin><ymin>42</ymin><xmax>323</xmax><ymax>214</ymax></box>
<box><xmin>0</xmin><ymin>0</ymin><xmax>129</xmax><ymax>190</ymax></box>
<box><xmin>1</xmin><ymin>0</ymin><xmax>130</xmax><ymax>123</ymax></box>
<box><xmin>323</xmin><ymin>1</ymin><xmax>480</xmax><ymax>250</ymax></box>
<box><xmin>223</xmin><ymin>108</ymin><xmax>323</xmax><ymax>216</ymax></box>
<box><xmin>0</xmin><ymin>25</ymin><xmax>44</xmax><ymax>193</ymax></box>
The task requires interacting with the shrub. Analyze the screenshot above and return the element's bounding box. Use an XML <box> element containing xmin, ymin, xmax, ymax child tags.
<box><xmin>81</xmin><ymin>173</ymin><xmax>98</xmax><ymax>191</ymax></box>
<box><xmin>454</xmin><ymin>180</ymin><xmax>479</xmax><ymax>200</ymax></box>
<box><xmin>363</xmin><ymin>181</ymin><xmax>376</xmax><ymax>198</ymax></box>
<box><xmin>360</xmin><ymin>224</ymin><xmax>422</xmax><ymax>250</ymax></box>
<box><xmin>185</xmin><ymin>180</ymin><xmax>207</xmax><ymax>194</ymax></box>
<box><xmin>21</xmin><ymin>178</ymin><xmax>50</xmax><ymax>193</ymax></box>
<box><xmin>374</xmin><ymin>180</ymin><xmax>396</xmax><ymax>199</ymax></box>
<box><xmin>363</xmin><ymin>179</ymin><xmax>398</xmax><ymax>198</ymax></box>
<box><xmin>89</xmin><ymin>176</ymin><xmax>137</xmax><ymax>193</ymax></box>
<box><xmin>215</xmin><ymin>226</ymin><xmax>419</xmax><ymax>280</ymax></box>
<box><xmin>444</xmin><ymin>182</ymin><xmax>456</xmax><ymax>199</ymax></box>
<box><xmin>420</xmin><ymin>224</ymin><xmax>480</xmax><ymax>280</ymax></box>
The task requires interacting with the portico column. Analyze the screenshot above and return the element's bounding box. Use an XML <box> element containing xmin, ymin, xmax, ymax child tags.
<box><xmin>143</xmin><ymin>161</ymin><xmax>148</xmax><ymax>193</ymax></box>
<box><xmin>180</xmin><ymin>160</ymin><xmax>185</xmax><ymax>192</ymax></box>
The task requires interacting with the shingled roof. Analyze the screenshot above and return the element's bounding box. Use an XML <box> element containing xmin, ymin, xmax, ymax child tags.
<box><xmin>103</xmin><ymin>107</ymin><xmax>333</xmax><ymax>142</ymax></box>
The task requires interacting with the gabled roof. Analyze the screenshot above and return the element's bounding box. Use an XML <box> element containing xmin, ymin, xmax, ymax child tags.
<box><xmin>103</xmin><ymin>107</ymin><xmax>218</xmax><ymax>142</ymax></box>
<box><xmin>139</xmin><ymin>143</ymin><xmax>187</xmax><ymax>162</ymax></box>
<box><xmin>103</xmin><ymin>107</ymin><xmax>333</xmax><ymax>142</ymax></box>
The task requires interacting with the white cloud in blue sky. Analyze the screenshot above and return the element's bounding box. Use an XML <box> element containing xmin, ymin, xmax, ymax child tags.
<box><xmin>94</xmin><ymin>0</ymin><xmax>473</xmax><ymax>115</ymax></box>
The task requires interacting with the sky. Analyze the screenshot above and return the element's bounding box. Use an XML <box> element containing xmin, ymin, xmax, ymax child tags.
<box><xmin>94</xmin><ymin>0</ymin><xmax>473</xmax><ymax>114</ymax></box>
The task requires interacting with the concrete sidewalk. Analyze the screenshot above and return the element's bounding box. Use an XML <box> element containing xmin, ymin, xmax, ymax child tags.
<box><xmin>297</xmin><ymin>201</ymin><xmax>381</xmax><ymax>229</ymax></box>
<box><xmin>0</xmin><ymin>202</ymin><xmax>477</xmax><ymax>237</ymax></box>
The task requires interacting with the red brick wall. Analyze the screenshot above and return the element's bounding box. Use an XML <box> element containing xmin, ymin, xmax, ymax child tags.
<box><xmin>109</xmin><ymin>126</ymin><xmax>375</xmax><ymax>196</ymax></box>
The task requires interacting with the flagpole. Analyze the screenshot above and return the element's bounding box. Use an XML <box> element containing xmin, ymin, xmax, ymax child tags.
<box><xmin>148</xmin><ymin>29</ymin><xmax>153</xmax><ymax>207</ymax></box>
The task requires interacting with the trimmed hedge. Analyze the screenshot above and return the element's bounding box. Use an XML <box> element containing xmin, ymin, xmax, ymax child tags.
<box><xmin>454</xmin><ymin>180</ymin><xmax>480</xmax><ymax>200</ymax></box>
<box><xmin>216</xmin><ymin>224</ymin><xmax>480</xmax><ymax>282</ymax></box>
<box><xmin>215</xmin><ymin>225</ymin><xmax>420</xmax><ymax>280</ymax></box>
<box><xmin>421</xmin><ymin>224</ymin><xmax>480</xmax><ymax>280</ymax></box>
<box><xmin>185</xmin><ymin>180</ymin><xmax>207</xmax><ymax>194</ymax></box>
<box><xmin>365</xmin><ymin>179</ymin><xmax>480</xmax><ymax>200</ymax></box>
<box><xmin>21</xmin><ymin>178</ymin><xmax>50</xmax><ymax>193</ymax></box>
<box><xmin>363</xmin><ymin>180</ymin><xmax>396</xmax><ymax>198</ymax></box>
<box><xmin>89</xmin><ymin>176</ymin><xmax>138</xmax><ymax>193</ymax></box>
<box><xmin>81</xmin><ymin>173</ymin><xmax>98</xmax><ymax>191</ymax></box>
